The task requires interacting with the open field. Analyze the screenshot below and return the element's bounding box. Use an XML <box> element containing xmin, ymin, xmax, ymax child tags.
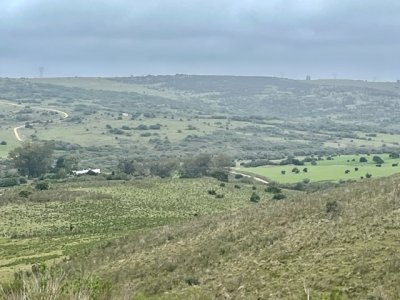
<box><xmin>239</xmin><ymin>154</ymin><xmax>400</xmax><ymax>183</ymax></box>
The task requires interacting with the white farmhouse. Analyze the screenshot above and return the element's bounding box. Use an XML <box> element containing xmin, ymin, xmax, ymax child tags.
<box><xmin>72</xmin><ymin>168</ymin><xmax>101</xmax><ymax>176</ymax></box>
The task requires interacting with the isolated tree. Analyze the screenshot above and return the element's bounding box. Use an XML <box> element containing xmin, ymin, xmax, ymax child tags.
<box><xmin>250</xmin><ymin>192</ymin><xmax>260</xmax><ymax>203</ymax></box>
<box><xmin>372</xmin><ymin>156</ymin><xmax>384</xmax><ymax>164</ymax></box>
<box><xmin>359</xmin><ymin>157</ymin><xmax>368</xmax><ymax>163</ymax></box>
<box><xmin>9</xmin><ymin>142</ymin><xmax>54</xmax><ymax>177</ymax></box>
<box><xmin>291</xmin><ymin>167</ymin><xmax>299</xmax><ymax>173</ymax></box>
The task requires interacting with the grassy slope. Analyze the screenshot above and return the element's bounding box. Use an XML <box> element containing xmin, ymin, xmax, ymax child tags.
<box><xmin>241</xmin><ymin>154</ymin><xmax>400</xmax><ymax>183</ymax></box>
<box><xmin>8</xmin><ymin>175</ymin><xmax>399</xmax><ymax>299</ymax></box>
<box><xmin>0</xmin><ymin>177</ymin><xmax>271</xmax><ymax>283</ymax></box>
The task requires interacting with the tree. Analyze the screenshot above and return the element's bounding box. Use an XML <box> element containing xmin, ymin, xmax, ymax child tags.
<box><xmin>372</xmin><ymin>156</ymin><xmax>384</xmax><ymax>164</ymax></box>
<box><xmin>54</xmin><ymin>156</ymin><xmax>79</xmax><ymax>177</ymax></box>
<box><xmin>118</xmin><ymin>159</ymin><xmax>137</xmax><ymax>175</ymax></box>
<box><xmin>212</xmin><ymin>153</ymin><xmax>233</xmax><ymax>169</ymax></box>
<box><xmin>149</xmin><ymin>159</ymin><xmax>178</xmax><ymax>178</ymax></box>
<box><xmin>291</xmin><ymin>167</ymin><xmax>299</xmax><ymax>173</ymax></box>
<box><xmin>359</xmin><ymin>157</ymin><xmax>368</xmax><ymax>163</ymax></box>
<box><xmin>181</xmin><ymin>153</ymin><xmax>212</xmax><ymax>178</ymax></box>
<box><xmin>9</xmin><ymin>142</ymin><xmax>54</xmax><ymax>177</ymax></box>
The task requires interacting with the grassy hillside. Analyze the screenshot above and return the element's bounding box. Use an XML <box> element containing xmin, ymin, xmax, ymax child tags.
<box><xmin>0</xmin><ymin>176</ymin><xmax>273</xmax><ymax>284</ymax></box>
<box><xmin>2</xmin><ymin>175</ymin><xmax>400</xmax><ymax>299</ymax></box>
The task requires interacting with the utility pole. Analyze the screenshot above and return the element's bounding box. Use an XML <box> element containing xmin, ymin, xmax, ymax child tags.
<box><xmin>39</xmin><ymin>66</ymin><xmax>44</xmax><ymax>78</ymax></box>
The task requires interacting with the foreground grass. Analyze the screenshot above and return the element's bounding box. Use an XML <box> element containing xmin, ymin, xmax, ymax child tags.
<box><xmin>2</xmin><ymin>175</ymin><xmax>400</xmax><ymax>299</ymax></box>
<box><xmin>0</xmin><ymin>177</ymin><xmax>268</xmax><ymax>283</ymax></box>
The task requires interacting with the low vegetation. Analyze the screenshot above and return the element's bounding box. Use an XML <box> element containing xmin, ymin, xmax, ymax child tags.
<box><xmin>0</xmin><ymin>176</ymin><xmax>272</xmax><ymax>284</ymax></box>
<box><xmin>1</xmin><ymin>174</ymin><xmax>400</xmax><ymax>299</ymax></box>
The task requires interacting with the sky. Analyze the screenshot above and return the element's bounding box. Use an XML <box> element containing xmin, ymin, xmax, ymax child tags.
<box><xmin>0</xmin><ymin>0</ymin><xmax>400</xmax><ymax>80</ymax></box>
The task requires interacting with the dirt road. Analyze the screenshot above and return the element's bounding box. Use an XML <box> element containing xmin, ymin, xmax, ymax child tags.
<box><xmin>1</xmin><ymin>100</ymin><xmax>69</xmax><ymax>142</ymax></box>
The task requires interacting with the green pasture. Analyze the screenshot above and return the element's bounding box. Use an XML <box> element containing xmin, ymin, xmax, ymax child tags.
<box><xmin>0</xmin><ymin>130</ymin><xmax>19</xmax><ymax>158</ymax></box>
<box><xmin>240</xmin><ymin>154</ymin><xmax>400</xmax><ymax>183</ymax></box>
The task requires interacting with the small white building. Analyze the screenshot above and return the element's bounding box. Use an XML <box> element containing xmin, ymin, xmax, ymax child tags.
<box><xmin>72</xmin><ymin>168</ymin><xmax>101</xmax><ymax>176</ymax></box>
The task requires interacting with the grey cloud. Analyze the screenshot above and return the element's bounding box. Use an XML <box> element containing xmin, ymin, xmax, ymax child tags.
<box><xmin>0</xmin><ymin>0</ymin><xmax>400</xmax><ymax>79</ymax></box>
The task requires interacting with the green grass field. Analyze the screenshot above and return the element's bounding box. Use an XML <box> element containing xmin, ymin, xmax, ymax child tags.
<box><xmin>239</xmin><ymin>154</ymin><xmax>400</xmax><ymax>183</ymax></box>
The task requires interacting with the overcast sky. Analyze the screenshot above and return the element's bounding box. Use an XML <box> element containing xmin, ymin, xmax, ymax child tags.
<box><xmin>1</xmin><ymin>0</ymin><xmax>400</xmax><ymax>80</ymax></box>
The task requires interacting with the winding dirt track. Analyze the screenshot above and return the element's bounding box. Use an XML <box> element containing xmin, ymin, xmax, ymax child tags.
<box><xmin>0</xmin><ymin>100</ymin><xmax>69</xmax><ymax>142</ymax></box>
<box><xmin>13</xmin><ymin>125</ymin><xmax>25</xmax><ymax>142</ymax></box>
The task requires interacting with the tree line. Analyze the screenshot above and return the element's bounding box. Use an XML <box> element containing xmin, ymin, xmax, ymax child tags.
<box><xmin>4</xmin><ymin>142</ymin><xmax>233</xmax><ymax>181</ymax></box>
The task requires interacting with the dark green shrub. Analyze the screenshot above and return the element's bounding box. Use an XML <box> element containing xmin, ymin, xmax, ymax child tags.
<box><xmin>19</xmin><ymin>190</ymin><xmax>31</xmax><ymax>198</ymax></box>
<box><xmin>372</xmin><ymin>156</ymin><xmax>384</xmax><ymax>164</ymax></box>
<box><xmin>234</xmin><ymin>174</ymin><xmax>243</xmax><ymax>179</ymax></box>
<box><xmin>265</xmin><ymin>186</ymin><xmax>282</xmax><ymax>194</ymax></box>
<box><xmin>215</xmin><ymin>194</ymin><xmax>224</xmax><ymax>199</ymax></box>
<box><xmin>234</xmin><ymin>184</ymin><xmax>241</xmax><ymax>189</ymax></box>
<box><xmin>272</xmin><ymin>193</ymin><xmax>286</xmax><ymax>200</ymax></box>
<box><xmin>326</xmin><ymin>200</ymin><xmax>341</xmax><ymax>217</ymax></box>
<box><xmin>184</xmin><ymin>276</ymin><xmax>200</xmax><ymax>286</ymax></box>
<box><xmin>35</xmin><ymin>182</ymin><xmax>49</xmax><ymax>190</ymax></box>
<box><xmin>219</xmin><ymin>182</ymin><xmax>225</xmax><ymax>187</ymax></box>
<box><xmin>250</xmin><ymin>192</ymin><xmax>260</xmax><ymax>203</ymax></box>
<box><xmin>207</xmin><ymin>189</ymin><xmax>216</xmax><ymax>195</ymax></box>
<box><xmin>0</xmin><ymin>178</ymin><xmax>20</xmax><ymax>187</ymax></box>
<box><xmin>209</xmin><ymin>170</ymin><xmax>228</xmax><ymax>182</ymax></box>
